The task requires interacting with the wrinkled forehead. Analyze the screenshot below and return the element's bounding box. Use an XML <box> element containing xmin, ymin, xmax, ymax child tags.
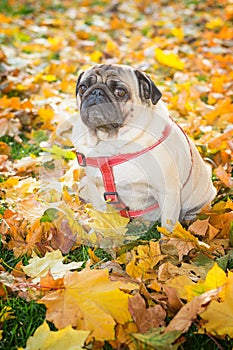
<box><xmin>80</xmin><ymin>64</ymin><xmax>137</xmax><ymax>85</ymax></box>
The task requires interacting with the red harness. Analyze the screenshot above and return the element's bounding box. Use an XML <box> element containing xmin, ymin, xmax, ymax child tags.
<box><xmin>76</xmin><ymin>120</ymin><xmax>192</xmax><ymax>219</ymax></box>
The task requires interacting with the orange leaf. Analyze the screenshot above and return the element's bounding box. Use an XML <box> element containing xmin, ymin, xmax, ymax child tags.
<box><xmin>21</xmin><ymin>99</ymin><xmax>33</xmax><ymax>110</ymax></box>
<box><xmin>40</xmin><ymin>271</ymin><xmax>65</xmax><ymax>291</ymax></box>
<box><xmin>214</xmin><ymin>165</ymin><xmax>233</xmax><ymax>188</ymax></box>
<box><xmin>203</xmin><ymin>98</ymin><xmax>233</xmax><ymax>124</ymax></box>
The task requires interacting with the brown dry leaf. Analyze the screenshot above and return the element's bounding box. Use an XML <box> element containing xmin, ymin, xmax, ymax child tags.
<box><xmin>163</xmin><ymin>285</ymin><xmax>183</xmax><ymax>314</ymax></box>
<box><xmin>165</xmin><ymin>288</ymin><xmax>220</xmax><ymax>334</ymax></box>
<box><xmin>188</xmin><ymin>218</ymin><xmax>220</xmax><ymax>240</ymax></box>
<box><xmin>207</xmin><ymin>223</ymin><xmax>220</xmax><ymax>240</ymax></box>
<box><xmin>168</xmin><ymin>238</ymin><xmax>196</xmax><ymax>261</ymax></box>
<box><xmin>158</xmin><ymin>222</ymin><xmax>205</xmax><ymax>260</ymax></box>
<box><xmin>128</xmin><ymin>293</ymin><xmax>166</xmax><ymax>333</ymax></box>
<box><xmin>158</xmin><ymin>262</ymin><xmax>207</xmax><ymax>283</ymax></box>
<box><xmin>3</xmin><ymin>215</ymin><xmax>44</xmax><ymax>257</ymax></box>
<box><xmin>39</xmin><ymin>268</ymin><xmax>132</xmax><ymax>341</ymax></box>
<box><xmin>188</xmin><ymin>219</ymin><xmax>209</xmax><ymax>237</ymax></box>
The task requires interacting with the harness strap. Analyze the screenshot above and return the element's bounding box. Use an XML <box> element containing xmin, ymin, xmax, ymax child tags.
<box><xmin>76</xmin><ymin>119</ymin><xmax>193</xmax><ymax>218</ymax></box>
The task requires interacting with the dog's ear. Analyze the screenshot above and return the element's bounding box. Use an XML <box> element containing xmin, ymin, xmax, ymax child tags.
<box><xmin>135</xmin><ymin>70</ymin><xmax>162</xmax><ymax>105</ymax></box>
<box><xmin>76</xmin><ymin>71</ymin><xmax>85</xmax><ymax>96</ymax></box>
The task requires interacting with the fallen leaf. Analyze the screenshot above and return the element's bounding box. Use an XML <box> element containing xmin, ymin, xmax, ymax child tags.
<box><xmin>184</xmin><ymin>263</ymin><xmax>227</xmax><ymax>301</ymax></box>
<box><xmin>188</xmin><ymin>218</ymin><xmax>209</xmax><ymax>237</ymax></box>
<box><xmin>88</xmin><ymin>206</ymin><xmax>130</xmax><ymax>236</ymax></box>
<box><xmin>165</xmin><ymin>288</ymin><xmax>220</xmax><ymax>334</ymax></box>
<box><xmin>214</xmin><ymin>164</ymin><xmax>233</xmax><ymax>188</ymax></box>
<box><xmin>21</xmin><ymin>321</ymin><xmax>89</xmax><ymax>350</ymax></box>
<box><xmin>128</xmin><ymin>293</ymin><xmax>166</xmax><ymax>333</ymax></box>
<box><xmin>200</xmin><ymin>271</ymin><xmax>233</xmax><ymax>337</ymax></box>
<box><xmin>0</xmin><ymin>306</ymin><xmax>15</xmax><ymax>322</ymax></box>
<box><xmin>163</xmin><ymin>285</ymin><xmax>183</xmax><ymax>314</ymax></box>
<box><xmin>40</xmin><ymin>271</ymin><xmax>65</xmax><ymax>292</ymax></box>
<box><xmin>39</xmin><ymin>268</ymin><xmax>132</xmax><ymax>340</ymax></box>
<box><xmin>132</xmin><ymin>327</ymin><xmax>181</xmax><ymax>350</ymax></box>
<box><xmin>126</xmin><ymin>241</ymin><xmax>164</xmax><ymax>280</ymax></box>
<box><xmin>23</xmin><ymin>250</ymin><xmax>83</xmax><ymax>283</ymax></box>
<box><xmin>155</xmin><ymin>48</ymin><xmax>185</xmax><ymax>70</ymax></box>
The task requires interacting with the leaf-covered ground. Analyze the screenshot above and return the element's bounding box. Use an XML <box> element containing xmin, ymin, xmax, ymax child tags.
<box><xmin>0</xmin><ymin>0</ymin><xmax>233</xmax><ymax>349</ymax></box>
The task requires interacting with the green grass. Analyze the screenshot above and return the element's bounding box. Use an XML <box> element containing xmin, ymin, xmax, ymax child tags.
<box><xmin>0</xmin><ymin>299</ymin><xmax>46</xmax><ymax>350</ymax></box>
<box><xmin>180</xmin><ymin>324</ymin><xmax>233</xmax><ymax>350</ymax></box>
<box><xmin>0</xmin><ymin>135</ymin><xmax>41</xmax><ymax>161</ymax></box>
<box><xmin>0</xmin><ymin>0</ymin><xmax>35</xmax><ymax>16</ymax></box>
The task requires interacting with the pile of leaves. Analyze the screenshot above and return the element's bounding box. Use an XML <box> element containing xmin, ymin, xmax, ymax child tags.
<box><xmin>0</xmin><ymin>0</ymin><xmax>233</xmax><ymax>349</ymax></box>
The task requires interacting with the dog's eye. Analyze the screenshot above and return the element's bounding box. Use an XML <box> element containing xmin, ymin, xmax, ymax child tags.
<box><xmin>114</xmin><ymin>88</ymin><xmax>126</xmax><ymax>98</ymax></box>
<box><xmin>78</xmin><ymin>85</ymin><xmax>87</xmax><ymax>95</ymax></box>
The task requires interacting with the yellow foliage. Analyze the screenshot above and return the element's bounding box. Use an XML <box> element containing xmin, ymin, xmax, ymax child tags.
<box><xmin>184</xmin><ymin>263</ymin><xmax>227</xmax><ymax>301</ymax></box>
<box><xmin>90</xmin><ymin>50</ymin><xmax>103</xmax><ymax>63</ymax></box>
<box><xmin>200</xmin><ymin>271</ymin><xmax>233</xmax><ymax>337</ymax></box>
<box><xmin>39</xmin><ymin>269</ymin><xmax>133</xmax><ymax>341</ymax></box>
<box><xmin>21</xmin><ymin>321</ymin><xmax>89</xmax><ymax>350</ymax></box>
<box><xmin>155</xmin><ymin>48</ymin><xmax>185</xmax><ymax>70</ymax></box>
<box><xmin>171</xmin><ymin>27</ymin><xmax>184</xmax><ymax>41</ymax></box>
<box><xmin>206</xmin><ymin>17</ymin><xmax>224</xmax><ymax>29</ymax></box>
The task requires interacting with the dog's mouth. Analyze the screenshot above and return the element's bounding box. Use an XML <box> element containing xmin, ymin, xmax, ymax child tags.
<box><xmin>80</xmin><ymin>98</ymin><xmax>124</xmax><ymax>132</ymax></box>
<box><xmin>96</xmin><ymin>122</ymin><xmax>123</xmax><ymax>132</ymax></box>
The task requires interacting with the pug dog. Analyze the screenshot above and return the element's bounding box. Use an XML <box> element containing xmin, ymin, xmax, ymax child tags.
<box><xmin>71</xmin><ymin>64</ymin><xmax>216</xmax><ymax>230</ymax></box>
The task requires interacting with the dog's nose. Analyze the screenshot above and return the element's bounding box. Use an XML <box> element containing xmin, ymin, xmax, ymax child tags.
<box><xmin>91</xmin><ymin>89</ymin><xmax>104</xmax><ymax>97</ymax></box>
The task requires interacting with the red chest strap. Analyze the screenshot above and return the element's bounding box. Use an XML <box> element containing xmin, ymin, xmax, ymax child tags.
<box><xmin>76</xmin><ymin>120</ymin><xmax>193</xmax><ymax>218</ymax></box>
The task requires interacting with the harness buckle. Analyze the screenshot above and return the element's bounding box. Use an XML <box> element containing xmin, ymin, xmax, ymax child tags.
<box><xmin>76</xmin><ymin>152</ymin><xmax>86</xmax><ymax>167</ymax></box>
<box><xmin>104</xmin><ymin>191</ymin><xmax>121</xmax><ymax>205</ymax></box>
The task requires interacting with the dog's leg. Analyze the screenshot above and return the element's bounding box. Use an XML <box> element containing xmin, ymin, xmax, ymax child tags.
<box><xmin>156</xmin><ymin>188</ymin><xmax>181</xmax><ymax>232</ymax></box>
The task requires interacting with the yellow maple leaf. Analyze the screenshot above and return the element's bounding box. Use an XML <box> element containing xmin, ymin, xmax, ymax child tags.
<box><xmin>37</xmin><ymin>107</ymin><xmax>54</xmax><ymax>129</ymax></box>
<box><xmin>185</xmin><ymin>263</ymin><xmax>227</xmax><ymax>301</ymax></box>
<box><xmin>205</xmin><ymin>17</ymin><xmax>224</xmax><ymax>30</ymax></box>
<box><xmin>155</xmin><ymin>48</ymin><xmax>185</xmax><ymax>70</ymax></box>
<box><xmin>90</xmin><ymin>50</ymin><xmax>103</xmax><ymax>63</ymax></box>
<box><xmin>105</xmin><ymin>40</ymin><xmax>120</xmax><ymax>58</ymax></box>
<box><xmin>126</xmin><ymin>241</ymin><xmax>163</xmax><ymax>279</ymax></box>
<box><xmin>20</xmin><ymin>321</ymin><xmax>89</xmax><ymax>350</ymax></box>
<box><xmin>1</xmin><ymin>177</ymin><xmax>19</xmax><ymax>188</ymax></box>
<box><xmin>39</xmin><ymin>268</ymin><xmax>132</xmax><ymax>341</ymax></box>
<box><xmin>85</xmin><ymin>206</ymin><xmax>130</xmax><ymax>246</ymax></box>
<box><xmin>171</xmin><ymin>27</ymin><xmax>184</xmax><ymax>41</ymax></box>
<box><xmin>200</xmin><ymin>271</ymin><xmax>233</xmax><ymax>337</ymax></box>
<box><xmin>42</xmin><ymin>74</ymin><xmax>57</xmax><ymax>82</ymax></box>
